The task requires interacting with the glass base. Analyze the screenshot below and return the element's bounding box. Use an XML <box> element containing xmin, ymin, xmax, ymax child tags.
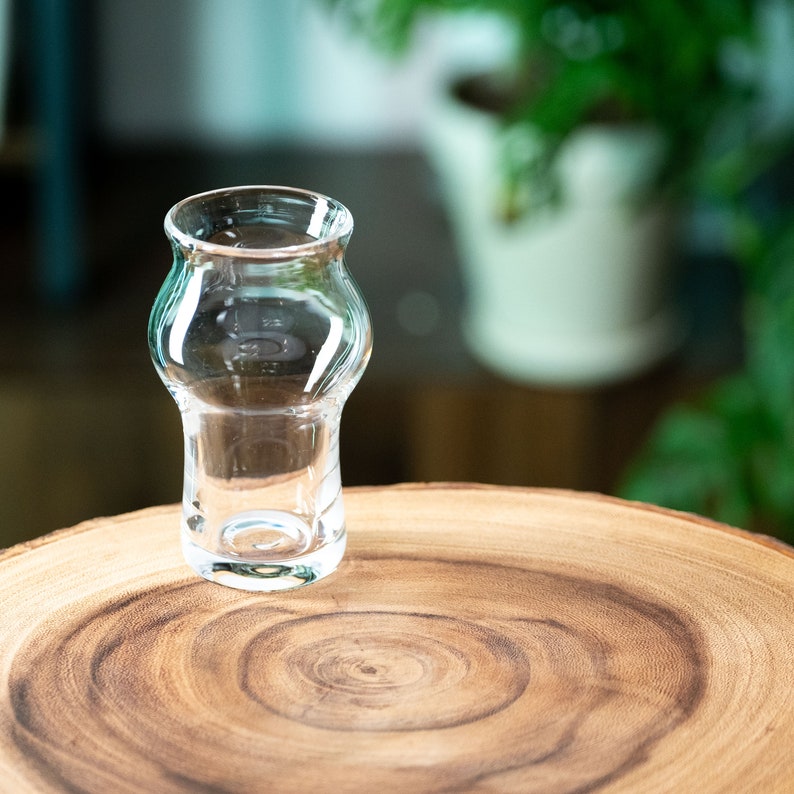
<box><xmin>181</xmin><ymin>528</ymin><xmax>346</xmax><ymax>592</ymax></box>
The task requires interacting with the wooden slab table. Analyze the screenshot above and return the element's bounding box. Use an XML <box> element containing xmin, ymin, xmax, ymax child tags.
<box><xmin>1</xmin><ymin>484</ymin><xmax>793</xmax><ymax>793</ymax></box>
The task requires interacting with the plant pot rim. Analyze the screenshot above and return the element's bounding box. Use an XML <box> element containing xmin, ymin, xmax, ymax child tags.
<box><xmin>444</xmin><ymin>70</ymin><xmax>655</xmax><ymax>135</ymax></box>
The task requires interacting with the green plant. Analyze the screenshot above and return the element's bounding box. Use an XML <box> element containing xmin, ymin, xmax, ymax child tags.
<box><xmin>332</xmin><ymin>0</ymin><xmax>761</xmax><ymax>206</ymax></box>
<box><xmin>620</xmin><ymin>187</ymin><xmax>794</xmax><ymax>542</ymax></box>
<box><xmin>335</xmin><ymin>1</ymin><xmax>794</xmax><ymax>539</ymax></box>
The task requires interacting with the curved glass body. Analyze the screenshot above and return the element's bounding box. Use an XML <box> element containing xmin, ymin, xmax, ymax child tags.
<box><xmin>149</xmin><ymin>186</ymin><xmax>372</xmax><ymax>591</ymax></box>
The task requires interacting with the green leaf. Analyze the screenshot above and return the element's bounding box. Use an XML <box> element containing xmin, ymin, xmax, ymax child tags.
<box><xmin>620</xmin><ymin>400</ymin><xmax>754</xmax><ymax>528</ymax></box>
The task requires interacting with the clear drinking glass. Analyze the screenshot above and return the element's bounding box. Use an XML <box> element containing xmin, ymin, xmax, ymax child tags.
<box><xmin>148</xmin><ymin>186</ymin><xmax>372</xmax><ymax>591</ymax></box>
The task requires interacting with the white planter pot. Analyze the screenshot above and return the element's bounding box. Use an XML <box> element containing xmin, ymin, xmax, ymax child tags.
<box><xmin>424</xmin><ymin>85</ymin><xmax>684</xmax><ymax>387</ymax></box>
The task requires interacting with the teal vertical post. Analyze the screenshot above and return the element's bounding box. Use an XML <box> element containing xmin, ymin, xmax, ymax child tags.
<box><xmin>32</xmin><ymin>0</ymin><xmax>83</xmax><ymax>304</ymax></box>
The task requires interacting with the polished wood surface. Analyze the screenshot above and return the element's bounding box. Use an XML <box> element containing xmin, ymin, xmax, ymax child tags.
<box><xmin>1</xmin><ymin>484</ymin><xmax>792</xmax><ymax>792</ymax></box>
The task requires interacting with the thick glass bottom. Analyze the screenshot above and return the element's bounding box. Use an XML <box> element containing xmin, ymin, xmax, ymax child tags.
<box><xmin>182</xmin><ymin>525</ymin><xmax>346</xmax><ymax>592</ymax></box>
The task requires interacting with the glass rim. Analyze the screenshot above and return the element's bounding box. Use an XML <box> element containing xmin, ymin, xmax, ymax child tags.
<box><xmin>163</xmin><ymin>185</ymin><xmax>354</xmax><ymax>260</ymax></box>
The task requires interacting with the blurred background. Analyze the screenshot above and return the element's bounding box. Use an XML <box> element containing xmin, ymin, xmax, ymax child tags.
<box><xmin>1</xmin><ymin>0</ymin><xmax>793</xmax><ymax>547</ymax></box>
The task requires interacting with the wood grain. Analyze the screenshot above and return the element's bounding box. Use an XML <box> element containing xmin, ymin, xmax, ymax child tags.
<box><xmin>1</xmin><ymin>484</ymin><xmax>793</xmax><ymax>793</ymax></box>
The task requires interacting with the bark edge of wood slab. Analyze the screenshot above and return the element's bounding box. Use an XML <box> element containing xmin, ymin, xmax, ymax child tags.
<box><xmin>1</xmin><ymin>483</ymin><xmax>792</xmax><ymax>794</ymax></box>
